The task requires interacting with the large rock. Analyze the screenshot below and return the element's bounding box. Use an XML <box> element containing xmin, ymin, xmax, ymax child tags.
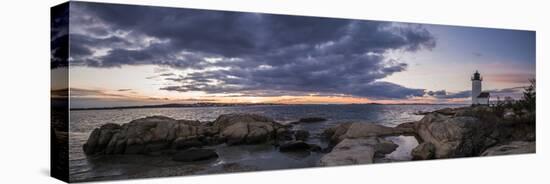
<box><xmin>434</xmin><ymin>107</ymin><xmax>459</xmax><ymax>116</ymax></box>
<box><xmin>213</xmin><ymin>113</ymin><xmax>275</xmax><ymax>130</ymax></box>
<box><xmin>172</xmin><ymin>136</ymin><xmax>205</xmax><ymax>150</ymax></box>
<box><xmin>83</xmin><ymin>116</ymin><xmax>214</xmax><ymax>155</ymax></box>
<box><xmin>172</xmin><ymin>148</ymin><xmax>219</xmax><ymax>162</ymax></box>
<box><xmin>322</xmin><ymin>122</ymin><xmax>352</xmax><ymax>143</ymax></box>
<box><xmin>323</xmin><ymin>123</ymin><xmax>410</xmax><ymax>145</ymax></box>
<box><xmin>319</xmin><ymin>137</ymin><xmax>397</xmax><ymax>166</ymax></box>
<box><xmin>453</xmin><ymin>106</ymin><xmax>494</xmax><ymax>117</ymax></box>
<box><xmin>412</xmin><ymin>106</ymin><xmax>536</xmax><ymax>159</ymax></box>
<box><xmin>481</xmin><ymin>141</ymin><xmax>535</xmax><ymax>156</ymax></box>
<box><xmin>216</xmin><ymin>113</ymin><xmax>288</xmax><ymax>145</ymax></box>
<box><xmin>414</xmin><ymin>113</ymin><xmax>496</xmax><ymax>158</ymax></box>
<box><xmin>83</xmin><ymin>123</ymin><xmax>121</xmax><ymax>155</ymax></box>
<box><xmin>411</xmin><ymin>142</ymin><xmax>435</xmax><ymax>160</ymax></box>
<box><xmin>344</xmin><ymin>123</ymin><xmax>408</xmax><ymax>139</ymax></box>
<box><xmin>84</xmin><ymin>114</ymin><xmax>289</xmax><ymax>155</ymax></box>
<box><xmin>395</xmin><ymin>121</ymin><xmax>418</xmax><ymax>134</ymax></box>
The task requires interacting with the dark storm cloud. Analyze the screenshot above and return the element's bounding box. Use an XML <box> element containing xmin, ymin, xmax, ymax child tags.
<box><xmin>431</xmin><ymin>90</ymin><xmax>471</xmax><ymax>99</ymax></box>
<box><xmin>427</xmin><ymin>90</ymin><xmax>448</xmax><ymax>97</ymax></box>
<box><xmin>69</xmin><ymin>2</ymin><xmax>437</xmax><ymax>99</ymax></box>
<box><xmin>51</xmin><ymin>2</ymin><xmax>69</xmax><ymax>69</ymax></box>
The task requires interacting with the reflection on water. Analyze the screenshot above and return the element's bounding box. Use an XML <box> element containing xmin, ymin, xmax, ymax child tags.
<box><xmin>69</xmin><ymin>104</ymin><xmax>462</xmax><ymax>182</ymax></box>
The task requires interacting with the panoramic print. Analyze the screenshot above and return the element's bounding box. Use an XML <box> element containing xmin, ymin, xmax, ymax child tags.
<box><xmin>51</xmin><ymin>1</ymin><xmax>536</xmax><ymax>182</ymax></box>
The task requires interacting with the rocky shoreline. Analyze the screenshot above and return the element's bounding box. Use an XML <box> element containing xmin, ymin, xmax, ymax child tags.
<box><xmin>83</xmin><ymin>106</ymin><xmax>535</xmax><ymax>168</ymax></box>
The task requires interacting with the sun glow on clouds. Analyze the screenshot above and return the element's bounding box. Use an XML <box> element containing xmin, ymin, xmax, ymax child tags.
<box><xmin>69</xmin><ymin>64</ymin><xmax>376</xmax><ymax>106</ymax></box>
<box><xmin>68</xmin><ymin>63</ymin><xmax>454</xmax><ymax>107</ymax></box>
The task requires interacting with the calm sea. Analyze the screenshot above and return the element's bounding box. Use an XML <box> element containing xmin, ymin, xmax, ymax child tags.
<box><xmin>68</xmin><ymin>104</ymin><xmax>463</xmax><ymax>181</ymax></box>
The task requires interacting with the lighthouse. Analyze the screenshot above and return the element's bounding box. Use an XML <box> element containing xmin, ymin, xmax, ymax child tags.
<box><xmin>471</xmin><ymin>70</ymin><xmax>490</xmax><ymax>105</ymax></box>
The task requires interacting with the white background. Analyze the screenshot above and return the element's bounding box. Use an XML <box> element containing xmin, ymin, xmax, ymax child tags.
<box><xmin>0</xmin><ymin>0</ymin><xmax>547</xmax><ymax>183</ymax></box>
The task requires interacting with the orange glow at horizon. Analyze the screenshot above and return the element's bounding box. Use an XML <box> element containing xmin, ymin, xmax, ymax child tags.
<box><xmin>70</xmin><ymin>87</ymin><xmax>463</xmax><ymax>105</ymax></box>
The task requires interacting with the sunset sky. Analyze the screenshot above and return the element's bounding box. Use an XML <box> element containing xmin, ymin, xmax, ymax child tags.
<box><xmin>52</xmin><ymin>2</ymin><xmax>536</xmax><ymax>108</ymax></box>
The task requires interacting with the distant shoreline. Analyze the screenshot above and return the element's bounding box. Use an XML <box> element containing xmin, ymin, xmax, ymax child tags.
<box><xmin>69</xmin><ymin>103</ymin><xmax>466</xmax><ymax>111</ymax></box>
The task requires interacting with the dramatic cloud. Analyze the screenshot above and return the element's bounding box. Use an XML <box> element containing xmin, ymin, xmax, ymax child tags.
<box><xmin>427</xmin><ymin>90</ymin><xmax>471</xmax><ymax>99</ymax></box>
<box><xmin>51</xmin><ymin>3</ymin><xmax>69</xmax><ymax>69</ymax></box>
<box><xmin>69</xmin><ymin>2</ymin><xmax>437</xmax><ymax>99</ymax></box>
<box><xmin>426</xmin><ymin>90</ymin><xmax>448</xmax><ymax>97</ymax></box>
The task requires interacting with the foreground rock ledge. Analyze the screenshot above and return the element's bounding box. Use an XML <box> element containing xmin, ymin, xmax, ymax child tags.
<box><xmin>319</xmin><ymin>137</ymin><xmax>397</xmax><ymax>166</ymax></box>
<box><xmin>481</xmin><ymin>141</ymin><xmax>535</xmax><ymax>156</ymax></box>
<box><xmin>323</xmin><ymin>122</ymin><xmax>415</xmax><ymax>145</ymax></box>
<box><xmin>83</xmin><ymin>106</ymin><xmax>536</xmax><ymax>163</ymax></box>
<box><xmin>319</xmin><ymin>122</ymin><xmax>409</xmax><ymax>166</ymax></box>
<box><xmin>411</xmin><ymin>106</ymin><xmax>536</xmax><ymax>159</ymax></box>
<box><xmin>83</xmin><ymin>114</ymin><xmax>290</xmax><ymax>155</ymax></box>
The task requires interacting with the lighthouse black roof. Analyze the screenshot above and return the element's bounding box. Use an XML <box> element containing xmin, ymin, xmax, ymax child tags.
<box><xmin>471</xmin><ymin>70</ymin><xmax>482</xmax><ymax>81</ymax></box>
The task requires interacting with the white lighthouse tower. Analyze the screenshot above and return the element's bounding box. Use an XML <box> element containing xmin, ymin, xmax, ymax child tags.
<box><xmin>471</xmin><ymin>70</ymin><xmax>482</xmax><ymax>104</ymax></box>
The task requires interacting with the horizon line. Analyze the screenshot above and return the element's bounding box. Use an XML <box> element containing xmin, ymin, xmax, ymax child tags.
<box><xmin>68</xmin><ymin>102</ymin><xmax>468</xmax><ymax>111</ymax></box>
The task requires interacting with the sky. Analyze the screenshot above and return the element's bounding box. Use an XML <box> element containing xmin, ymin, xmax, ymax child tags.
<box><xmin>51</xmin><ymin>2</ymin><xmax>536</xmax><ymax>108</ymax></box>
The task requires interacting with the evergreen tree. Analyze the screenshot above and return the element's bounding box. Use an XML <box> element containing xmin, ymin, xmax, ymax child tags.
<box><xmin>522</xmin><ymin>79</ymin><xmax>536</xmax><ymax>112</ymax></box>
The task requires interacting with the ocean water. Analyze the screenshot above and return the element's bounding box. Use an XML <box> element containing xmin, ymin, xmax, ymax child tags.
<box><xmin>68</xmin><ymin>104</ymin><xmax>462</xmax><ymax>182</ymax></box>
